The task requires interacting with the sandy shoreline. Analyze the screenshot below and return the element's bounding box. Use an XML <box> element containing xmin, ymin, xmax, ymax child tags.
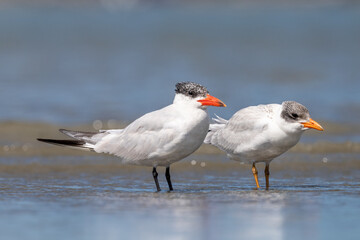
<box><xmin>0</xmin><ymin>120</ymin><xmax>359</xmax><ymax>157</ymax></box>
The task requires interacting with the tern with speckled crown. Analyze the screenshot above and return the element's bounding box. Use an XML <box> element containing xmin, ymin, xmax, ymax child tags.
<box><xmin>204</xmin><ymin>101</ymin><xmax>323</xmax><ymax>189</ymax></box>
<box><xmin>38</xmin><ymin>82</ymin><xmax>226</xmax><ymax>191</ymax></box>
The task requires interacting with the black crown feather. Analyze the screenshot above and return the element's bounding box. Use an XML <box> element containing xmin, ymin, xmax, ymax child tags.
<box><xmin>175</xmin><ymin>82</ymin><xmax>208</xmax><ymax>98</ymax></box>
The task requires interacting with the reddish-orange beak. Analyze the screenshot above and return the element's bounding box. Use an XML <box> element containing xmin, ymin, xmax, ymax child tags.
<box><xmin>197</xmin><ymin>94</ymin><xmax>226</xmax><ymax>107</ymax></box>
<box><xmin>301</xmin><ymin>118</ymin><xmax>324</xmax><ymax>131</ymax></box>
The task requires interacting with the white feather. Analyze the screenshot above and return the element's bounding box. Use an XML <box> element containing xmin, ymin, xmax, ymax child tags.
<box><xmin>204</xmin><ymin>104</ymin><xmax>304</xmax><ymax>164</ymax></box>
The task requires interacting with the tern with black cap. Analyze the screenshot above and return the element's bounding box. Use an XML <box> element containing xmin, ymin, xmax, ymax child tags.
<box><xmin>38</xmin><ymin>82</ymin><xmax>226</xmax><ymax>191</ymax></box>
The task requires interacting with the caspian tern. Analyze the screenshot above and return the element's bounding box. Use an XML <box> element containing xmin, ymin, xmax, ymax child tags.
<box><xmin>204</xmin><ymin>101</ymin><xmax>323</xmax><ymax>189</ymax></box>
<box><xmin>38</xmin><ymin>82</ymin><xmax>226</xmax><ymax>191</ymax></box>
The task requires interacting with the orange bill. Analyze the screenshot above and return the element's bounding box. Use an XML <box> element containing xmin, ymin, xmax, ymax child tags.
<box><xmin>197</xmin><ymin>94</ymin><xmax>226</xmax><ymax>107</ymax></box>
<box><xmin>301</xmin><ymin>118</ymin><xmax>324</xmax><ymax>131</ymax></box>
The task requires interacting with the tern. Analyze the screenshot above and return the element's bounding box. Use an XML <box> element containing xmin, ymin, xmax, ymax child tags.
<box><xmin>38</xmin><ymin>82</ymin><xmax>226</xmax><ymax>191</ymax></box>
<box><xmin>204</xmin><ymin>101</ymin><xmax>323</xmax><ymax>189</ymax></box>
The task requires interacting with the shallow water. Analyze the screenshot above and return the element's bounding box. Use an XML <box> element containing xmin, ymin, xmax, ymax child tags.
<box><xmin>0</xmin><ymin>154</ymin><xmax>359</xmax><ymax>240</ymax></box>
<box><xmin>1</xmin><ymin>120</ymin><xmax>359</xmax><ymax>240</ymax></box>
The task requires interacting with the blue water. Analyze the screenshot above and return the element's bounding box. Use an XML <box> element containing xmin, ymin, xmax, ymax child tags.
<box><xmin>1</xmin><ymin>7</ymin><xmax>359</xmax><ymax>124</ymax></box>
<box><xmin>0</xmin><ymin>164</ymin><xmax>359</xmax><ymax>240</ymax></box>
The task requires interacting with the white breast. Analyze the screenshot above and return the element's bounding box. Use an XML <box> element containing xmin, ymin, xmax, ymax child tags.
<box><xmin>211</xmin><ymin>104</ymin><xmax>303</xmax><ymax>164</ymax></box>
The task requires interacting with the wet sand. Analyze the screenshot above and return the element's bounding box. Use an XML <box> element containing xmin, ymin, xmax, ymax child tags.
<box><xmin>2</xmin><ymin>120</ymin><xmax>360</xmax><ymax>157</ymax></box>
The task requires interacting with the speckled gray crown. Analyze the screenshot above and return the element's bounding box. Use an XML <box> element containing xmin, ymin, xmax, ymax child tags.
<box><xmin>175</xmin><ymin>82</ymin><xmax>208</xmax><ymax>98</ymax></box>
<box><xmin>281</xmin><ymin>101</ymin><xmax>310</xmax><ymax>122</ymax></box>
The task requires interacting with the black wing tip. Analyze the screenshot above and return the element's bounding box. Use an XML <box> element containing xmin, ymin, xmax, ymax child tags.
<box><xmin>37</xmin><ymin>138</ymin><xmax>85</xmax><ymax>146</ymax></box>
<box><xmin>37</xmin><ymin>138</ymin><xmax>52</xmax><ymax>143</ymax></box>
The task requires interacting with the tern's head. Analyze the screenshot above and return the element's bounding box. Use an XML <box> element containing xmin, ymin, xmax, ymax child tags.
<box><xmin>280</xmin><ymin>101</ymin><xmax>323</xmax><ymax>132</ymax></box>
<box><xmin>174</xmin><ymin>82</ymin><xmax>226</xmax><ymax>108</ymax></box>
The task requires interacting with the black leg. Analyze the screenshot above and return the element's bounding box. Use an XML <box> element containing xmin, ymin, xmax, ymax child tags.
<box><xmin>165</xmin><ymin>166</ymin><xmax>173</xmax><ymax>191</ymax></box>
<box><xmin>152</xmin><ymin>167</ymin><xmax>161</xmax><ymax>192</ymax></box>
<box><xmin>265</xmin><ymin>163</ymin><xmax>270</xmax><ymax>190</ymax></box>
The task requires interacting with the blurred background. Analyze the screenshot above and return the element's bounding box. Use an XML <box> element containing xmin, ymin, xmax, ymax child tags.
<box><xmin>1</xmin><ymin>0</ymin><xmax>359</xmax><ymax>125</ymax></box>
<box><xmin>0</xmin><ymin>1</ymin><xmax>359</xmax><ymax>240</ymax></box>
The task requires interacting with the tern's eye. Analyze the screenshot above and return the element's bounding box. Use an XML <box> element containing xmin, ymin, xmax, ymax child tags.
<box><xmin>290</xmin><ymin>113</ymin><xmax>299</xmax><ymax>119</ymax></box>
<box><xmin>188</xmin><ymin>90</ymin><xmax>195</xmax><ymax>96</ymax></box>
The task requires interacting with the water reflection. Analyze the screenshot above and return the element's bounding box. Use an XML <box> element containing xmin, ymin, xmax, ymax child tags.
<box><xmin>84</xmin><ymin>190</ymin><xmax>289</xmax><ymax>240</ymax></box>
<box><xmin>0</xmin><ymin>171</ymin><xmax>359</xmax><ymax>240</ymax></box>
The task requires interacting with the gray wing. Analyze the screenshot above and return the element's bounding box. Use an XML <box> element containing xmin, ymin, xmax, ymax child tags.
<box><xmin>212</xmin><ymin>105</ymin><xmax>273</xmax><ymax>154</ymax></box>
<box><xmin>93</xmin><ymin>106</ymin><xmax>179</xmax><ymax>162</ymax></box>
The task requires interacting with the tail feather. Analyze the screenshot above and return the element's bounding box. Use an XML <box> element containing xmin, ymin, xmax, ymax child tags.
<box><xmin>37</xmin><ymin>138</ymin><xmax>93</xmax><ymax>151</ymax></box>
<box><xmin>212</xmin><ymin>114</ymin><xmax>228</xmax><ymax>124</ymax></box>
<box><xmin>37</xmin><ymin>128</ymin><xmax>106</xmax><ymax>151</ymax></box>
<box><xmin>204</xmin><ymin>114</ymin><xmax>228</xmax><ymax>144</ymax></box>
